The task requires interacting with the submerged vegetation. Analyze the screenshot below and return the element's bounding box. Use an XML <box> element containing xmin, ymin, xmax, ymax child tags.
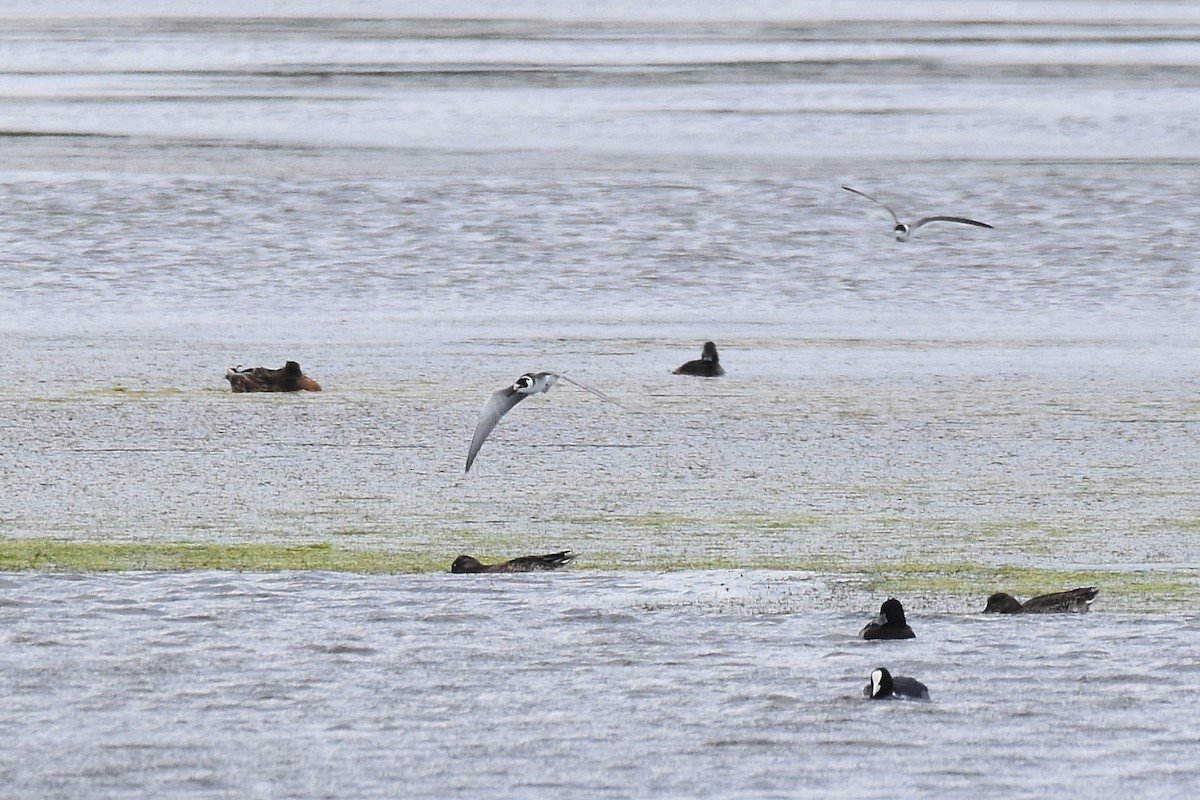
<box><xmin>2</xmin><ymin>538</ymin><xmax>1195</xmax><ymax>611</ymax></box>
<box><xmin>0</xmin><ymin>539</ymin><xmax>447</xmax><ymax>573</ymax></box>
<box><xmin>859</xmin><ymin>560</ymin><xmax>1197</xmax><ymax>612</ymax></box>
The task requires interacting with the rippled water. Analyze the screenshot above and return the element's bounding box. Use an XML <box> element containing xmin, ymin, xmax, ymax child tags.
<box><xmin>4</xmin><ymin>571</ymin><xmax>1200</xmax><ymax>799</ymax></box>
<box><xmin>3</xmin><ymin>2</ymin><xmax>1200</xmax><ymax>797</ymax></box>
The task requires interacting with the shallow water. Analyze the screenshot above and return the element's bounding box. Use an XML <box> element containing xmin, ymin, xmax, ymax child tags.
<box><xmin>2</xmin><ymin>2</ymin><xmax>1200</xmax><ymax>797</ymax></box>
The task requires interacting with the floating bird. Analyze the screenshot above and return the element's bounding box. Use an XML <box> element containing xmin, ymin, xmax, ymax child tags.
<box><xmin>984</xmin><ymin>587</ymin><xmax>1099</xmax><ymax>614</ymax></box>
<box><xmin>673</xmin><ymin>341</ymin><xmax>725</xmax><ymax>377</ymax></box>
<box><xmin>465</xmin><ymin>371</ymin><xmax>621</xmax><ymax>473</ymax></box>
<box><xmin>225</xmin><ymin>360</ymin><xmax>321</xmax><ymax>393</ymax></box>
<box><xmin>450</xmin><ymin>551</ymin><xmax>577</xmax><ymax>574</ymax></box>
<box><xmin>842</xmin><ymin>185</ymin><xmax>993</xmax><ymax>242</ymax></box>
<box><xmin>864</xmin><ymin>667</ymin><xmax>930</xmax><ymax>700</ymax></box>
<box><xmin>860</xmin><ymin>598</ymin><xmax>916</xmax><ymax>640</ymax></box>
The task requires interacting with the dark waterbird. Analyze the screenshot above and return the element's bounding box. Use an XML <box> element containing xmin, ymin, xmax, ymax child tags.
<box><xmin>672</xmin><ymin>341</ymin><xmax>725</xmax><ymax>377</ymax></box>
<box><xmin>859</xmin><ymin>597</ymin><xmax>916</xmax><ymax>640</ymax></box>
<box><xmin>225</xmin><ymin>360</ymin><xmax>321</xmax><ymax>393</ymax></box>
<box><xmin>450</xmin><ymin>551</ymin><xmax>578</xmax><ymax>574</ymax></box>
<box><xmin>864</xmin><ymin>667</ymin><xmax>930</xmax><ymax>700</ymax></box>
<box><xmin>842</xmin><ymin>185</ymin><xmax>993</xmax><ymax>242</ymax></box>
<box><xmin>985</xmin><ymin>587</ymin><xmax>1099</xmax><ymax>614</ymax></box>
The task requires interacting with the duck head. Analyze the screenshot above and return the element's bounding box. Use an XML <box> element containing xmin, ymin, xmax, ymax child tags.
<box><xmin>877</xmin><ymin>597</ymin><xmax>908</xmax><ymax>626</ymax></box>
<box><xmin>984</xmin><ymin>592</ymin><xmax>1023</xmax><ymax>613</ymax></box>
<box><xmin>450</xmin><ymin>555</ymin><xmax>485</xmax><ymax>574</ymax></box>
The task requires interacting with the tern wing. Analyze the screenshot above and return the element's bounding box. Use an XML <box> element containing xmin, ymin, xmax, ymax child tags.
<box><xmin>912</xmin><ymin>215</ymin><xmax>993</xmax><ymax>231</ymax></box>
<box><xmin>465</xmin><ymin>386</ymin><xmax>526</xmax><ymax>473</ymax></box>
<box><xmin>842</xmin><ymin>186</ymin><xmax>900</xmax><ymax>226</ymax></box>
<box><xmin>550</xmin><ymin>372</ymin><xmax>627</xmax><ymax>410</ymax></box>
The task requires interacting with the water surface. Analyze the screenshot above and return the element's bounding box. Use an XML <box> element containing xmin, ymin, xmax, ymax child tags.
<box><xmin>2</xmin><ymin>2</ymin><xmax>1200</xmax><ymax>797</ymax></box>
<box><xmin>4</xmin><ymin>571</ymin><xmax>1199</xmax><ymax>799</ymax></box>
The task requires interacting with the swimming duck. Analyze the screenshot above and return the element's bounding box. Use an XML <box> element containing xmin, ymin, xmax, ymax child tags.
<box><xmin>225</xmin><ymin>361</ymin><xmax>321</xmax><ymax>393</ymax></box>
<box><xmin>450</xmin><ymin>551</ymin><xmax>577</xmax><ymax>574</ymax></box>
<box><xmin>842</xmin><ymin>185</ymin><xmax>993</xmax><ymax>242</ymax></box>
<box><xmin>984</xmin><ymin>587</ymin><xmax>1098</xmax><ymax>614</ymax></box>
<box><xmin>672</xmin><ymin>341</ymin><xmax>725</xmax><ymax>377</ymax></box>
<box><xmin>864</xmin><ymin>667</ymin><xmax>930</xmax><ymax>700</ymax></box>
<box><xmin>859</xmin><ymin>598</ymin><xmax>916</xmax><ymax>640</ymax></box>
<box><xmin>465</xmin><ymin>371</ymin><xmax>622</xmax><ymax>473</ymax></box>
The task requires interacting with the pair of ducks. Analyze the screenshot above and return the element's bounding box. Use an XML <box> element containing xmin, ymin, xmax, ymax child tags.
<box><xmin>860</xmin><ymin>588</ymin><xmax>1100</xmax><ymax>644</ymax></box>
<box><xmin>860</xmin><ymin>588</ymin><xmax>1100</xmax><ymax>699</ymax></box>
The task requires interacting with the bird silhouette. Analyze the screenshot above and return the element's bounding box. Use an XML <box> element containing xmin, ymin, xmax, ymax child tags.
<box><xmin>843</xmin><ymin>185</ymin><xmax>993</xmax><ymax>242</ymax></box>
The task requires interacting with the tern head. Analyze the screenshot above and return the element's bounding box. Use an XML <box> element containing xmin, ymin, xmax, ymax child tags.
<box><xmin>893</xmin><ymin>223</ymin><xmax>912</xmax><ymax>242</ymax></box>
<box><xmin>510</xmin><ymin>371</ymin><xmax>560</xmax><ymax>396</ymax></box>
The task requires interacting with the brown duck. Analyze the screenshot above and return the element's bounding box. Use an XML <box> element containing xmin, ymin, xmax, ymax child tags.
<box><xmin>225</xmin><ymin>361</ymin><xmax>321</xmax><ymax>393</ymax></box>
<box><xmin>985</xmin><ymin>587</ymin><xmax>1098</xmax><ymax>614</ymax></box>
<box><xmin>451</xmin><ymin>551</ymin><xmax>577</xmax><ymax>574</ymax></box>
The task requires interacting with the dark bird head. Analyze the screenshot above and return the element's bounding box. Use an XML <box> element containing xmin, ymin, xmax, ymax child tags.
<box><xmin>879</xmin><ymin>597</ymin><xmax>907</xmax><ymax>626</ymax></box>
<box><xmin>281</xmin><ymin>360</ymin><xmax>321</xmax><ymax>391</ymax></box>
<box><xmin>701</xmin><ymin>342</ymin><xmax>720</xmax><ymax>363</ymax></box>
<box><xmin>984</xmin><ymin>592</ymin><xmax>1023</xmax><ymax>613</ymax></box>
<box><xmin>865</xmin><ymin>667</ymin><xmax>928</xmax><ymax>700</ymax></box>
<box><xmin>866</xmin><ymin>667</ymin><xmax>894</xmax><ymax>699</ymax></box>
<box><xmin>450</xmin><ymin>555</ymin><xmax>485</xmax><ymax>574</ymax></box>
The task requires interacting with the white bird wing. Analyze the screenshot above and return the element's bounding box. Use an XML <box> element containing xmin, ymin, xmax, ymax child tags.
<box><xmin>842</xmin><ymin>185</ymin><xmax>899</xmax><ymax>226</ymax></box>
<box><xmin>465</xmin><ymin>386</ymin><xmax>527</xmax><ymax>473</ymax></box>
<box><xmin>912</xmin><ymin>215</ymin><xmax>993</xmax><ymax>231</ymax></box>
<box><xmin>465</xmin><ymin>371</ymin><xmax>627</xmax><ymax>473</ymax></box>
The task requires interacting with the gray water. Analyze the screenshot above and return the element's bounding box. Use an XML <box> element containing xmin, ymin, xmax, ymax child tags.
<box><xmin>4</xmin><ymin>571</ymin><xmax>1200</xmax><ymax>799</ymax></box>
<box><xmin>2</xmin><ymin>2</ymin><xmax>1200</xmax><ymax>797</ymax></box>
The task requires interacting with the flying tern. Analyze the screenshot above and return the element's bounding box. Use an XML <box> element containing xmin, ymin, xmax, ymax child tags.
<box><xmin>842</xmin><ymin>185</ymin><xmax>993</xmax><ymax>242</ymax></box>
<box><xmin>465</xmin><ymin>371</ymin><xmax>621</xmax><ymax>473</ymax></box>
